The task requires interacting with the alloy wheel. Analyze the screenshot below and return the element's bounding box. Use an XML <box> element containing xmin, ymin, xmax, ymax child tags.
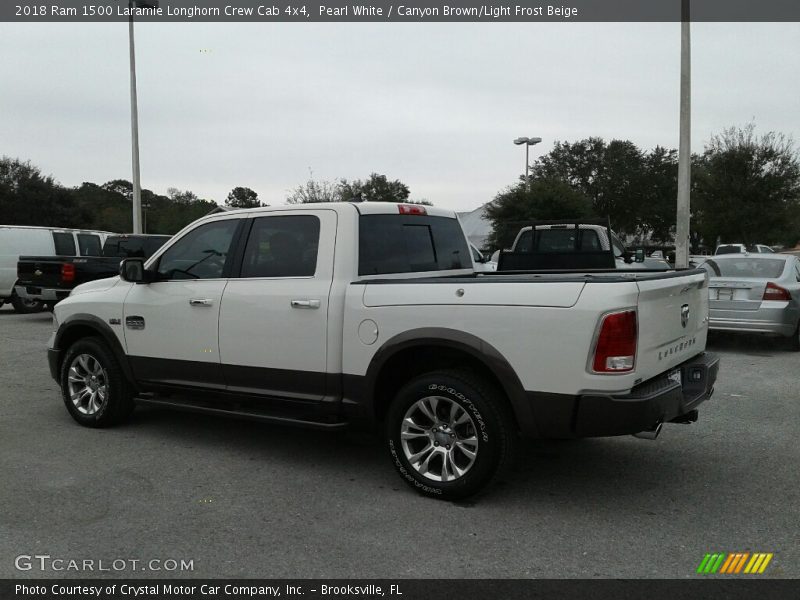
<box><xmin>400</xmin><ymin>396</ymin><xmax>479</xmax><ymax>482</ymax></box>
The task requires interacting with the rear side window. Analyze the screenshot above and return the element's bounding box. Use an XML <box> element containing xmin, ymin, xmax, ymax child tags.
<box><xmin>359</xmin><ymin>215</ymin><xmax>469</xmax><ymax>276</ymax></box>
<box><xmin>52</xmin><ymin>232</ymin><xmax>76</xmax><ymax>256</ymax></box>
<box><xmin>703</xmin><ymin>258</ymin><xmax>786</xmax><ymax>278</ymax></box>
<box><xmin>77</xmin><ymin>234</ymin><xmax>102</xmax><ymax>256</ymax></box>
<box><xmin>240</xmin><ymin>215</ymin><xmax>320</xmax><ymax>278</ymax></box>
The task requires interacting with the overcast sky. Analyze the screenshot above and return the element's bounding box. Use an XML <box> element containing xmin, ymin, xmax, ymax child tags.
<box><xmin>1</xmin><ymin>22</ymin><xmax>798</xmax><ymax>211</ymax></box>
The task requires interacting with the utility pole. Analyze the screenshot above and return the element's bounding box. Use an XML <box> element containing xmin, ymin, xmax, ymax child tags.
<box><xmin>675</xmin><ymin>0</ymin><xmax>691</xmax><ymax>268</ymax></box>
<box><xmin>128</xmin><ymin>0</ymin><xmax>142</xmax><ymax>234</ymax></box>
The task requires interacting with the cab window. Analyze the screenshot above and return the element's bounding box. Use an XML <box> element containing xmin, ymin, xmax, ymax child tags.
<box><xmin>77</xmin><ymin>234</ymin><xmax>102</xmax><ymax>256</ymax></box>
<box><xmin>156</xmin><ymin>220</ymin><xmax>239</xmax><ymax>280</ymax></box>
<box><xmin>240</xmin><ymin>215</ymin><xmax>320</xmax><ymax>278</ymax></box>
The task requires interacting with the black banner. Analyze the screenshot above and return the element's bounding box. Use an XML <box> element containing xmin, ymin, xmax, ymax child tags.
<box><xmin>4</xmin><ymin>580</ymin><xmax>800</xmax><ymax>600</ymax></box>
<box><xmin>4</xmin><ymin>0</ymin><xmax>800</xmax><ymax>23</ymax></box>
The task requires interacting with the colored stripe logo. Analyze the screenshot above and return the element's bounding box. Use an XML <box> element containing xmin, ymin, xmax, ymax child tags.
<box><xmin>697</xmin><ymin>553</ymin><xmax>773</xmax><ymax>574</ymax></box>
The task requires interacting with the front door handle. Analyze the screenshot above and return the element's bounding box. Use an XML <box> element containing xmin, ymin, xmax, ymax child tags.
<box><xmin>189</xmin><ymin>298</ymin><xmax>214</xmax><ymax>307</ymax></box>
<box><xmin>290</xmin><ymin>299</ymin><xmax>320</xmax><ymax>309</ymax></box>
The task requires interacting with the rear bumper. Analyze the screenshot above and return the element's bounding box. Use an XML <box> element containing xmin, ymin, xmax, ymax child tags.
<box><xmin>709</xmin><ymin>306</ymin><xmax>797</xmax><ymax>336</ymax></box>
<box><xmin>15</xmin><ymin>285</ymin><xmax>70</xmax><ymax>303</ymax></box>
<box><xmin>527</xmin><ymin>352</ymin><xmax>720</xmax><ymax>438</ymax></box>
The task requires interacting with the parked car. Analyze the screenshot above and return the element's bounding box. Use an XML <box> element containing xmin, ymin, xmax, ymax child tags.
<box><xmin>16</xmin><ymin>234</ymin><xmax>170</xmax><ymax>308</ymax></box>
<box><xmin>0</xmin><ymin>225</ymin><xmax>109</xmax><ymax>313</ymax></box>
<box><xmin>48</xmin><ymin>203</ymin><xmax>718</xmax><ymax>499</ymax></box>
<box><xmin>715</xmin><ymin>243</ymin><xmax>774</xmax><ymax>255</ymax></box>
<box><xmin>701</xmin><ymin>254</ymin><xmax>800</xmax><ymax>350</ymax></box>
<box><xmin>469</xmin><ymin>243</ymin><xmax>496</xmax><ymax>272</ymax></box>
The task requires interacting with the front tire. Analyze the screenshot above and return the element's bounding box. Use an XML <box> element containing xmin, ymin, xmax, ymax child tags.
<box><xmin>60</xmin><ymin>337</ymin><xmax>134</xmax><ymax>427</ymax></box>
<box><xmin>10</xmin><ymin>290</ymin><xmax>44</xmax><ymax>314</ymax></box>
<box><xmin>385</xmin><ymin>370</ymin><xmax>516</xmax><ymax>500</ymax></box>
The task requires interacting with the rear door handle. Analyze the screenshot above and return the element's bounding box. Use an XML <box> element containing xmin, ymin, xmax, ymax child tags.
<box><xmin>290</xmin><ymin>299</ymin><xmax>320</xmax><ymax>309</ymax></box>
<box><xmin>189</xmin><ymin>298</ymin><xmax>214</xmax><ymax>307</ymax></box>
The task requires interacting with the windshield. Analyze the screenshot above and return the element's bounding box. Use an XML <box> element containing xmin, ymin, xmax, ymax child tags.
<box><xmin>702</xmin><ymin>258</ymin><xmax>786</xmax><ymax>278</ymax></box>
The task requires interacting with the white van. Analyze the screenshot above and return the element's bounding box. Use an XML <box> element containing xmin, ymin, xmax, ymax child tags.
<box><xmin>0</xmin><ymin>226</ymin><xmax>110</xmax><ymax>313</ymax></box>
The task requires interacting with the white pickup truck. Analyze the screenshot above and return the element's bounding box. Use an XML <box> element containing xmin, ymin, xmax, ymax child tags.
<box><xmin>48</xmin><ymin>203</ymin><xmax>719</xmax><ymax>499</ymax></box>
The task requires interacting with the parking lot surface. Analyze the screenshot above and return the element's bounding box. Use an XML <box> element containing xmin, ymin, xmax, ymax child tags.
<box><xmin>1</xmin><ymin>305</ymin><xmax>798</xmax><ymax>578</ymax></box>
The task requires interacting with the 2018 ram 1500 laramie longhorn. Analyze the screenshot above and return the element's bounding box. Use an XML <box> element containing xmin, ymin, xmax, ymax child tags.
<box><xmin>48</xmin><ymin>203</ymin><xmax>719</xmax><ymax>499</ymax></box>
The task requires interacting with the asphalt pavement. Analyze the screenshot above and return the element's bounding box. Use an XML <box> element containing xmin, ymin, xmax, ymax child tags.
<box><xmin>0</xmin><ymin>304</ymin><xmax>797</xmax><ymax>578</ymax></box>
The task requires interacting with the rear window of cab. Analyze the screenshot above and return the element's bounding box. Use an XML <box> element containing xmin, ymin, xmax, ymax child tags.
<box><xmin>358</xmin><ymin>214</ymin><xmax>470</xmax><ymax>276</ymax></box>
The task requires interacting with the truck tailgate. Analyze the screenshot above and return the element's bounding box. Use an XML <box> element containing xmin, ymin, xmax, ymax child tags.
<box><xmin>17</xmin><ymin>257</ymin><xmax>65</xmax><ymax>288</ymax></box>
<box><xmin>635</xmin><ymin>271</ymin><xmax>709</xmax><ymax>379</ymax></box>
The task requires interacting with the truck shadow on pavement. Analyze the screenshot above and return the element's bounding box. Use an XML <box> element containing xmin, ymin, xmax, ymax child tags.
<box><xmin>126</xmin><ymin>405</ymin><xmax>707</xmax><ymax>506</ymax></box>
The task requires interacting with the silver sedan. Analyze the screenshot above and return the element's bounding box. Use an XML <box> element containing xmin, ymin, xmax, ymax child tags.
<box><xmin>701</xmin><ymin>253</ymin><xmax>800</xmax><ymax>350</ymax></box>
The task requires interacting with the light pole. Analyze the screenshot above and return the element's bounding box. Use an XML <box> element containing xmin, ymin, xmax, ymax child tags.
<box><xmin>675</xmin><ymin>0</ymin><xmax>691</xmax><ymax>268</ymax></box>
<box><xmin>513</xmin><ymin>136</ymin><xmax>542</xmax><ymax>191</ymax></box>
<box><xmin>128</xmin><ymin>0</ymin><xmax>158</xmax><ymax>234</ymax></box>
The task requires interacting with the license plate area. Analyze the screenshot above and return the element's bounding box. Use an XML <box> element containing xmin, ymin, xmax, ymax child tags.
<box><xmin>715</xmin><ymin>288</ymin><xmax>734</xmax><ymax>300</ymax></box>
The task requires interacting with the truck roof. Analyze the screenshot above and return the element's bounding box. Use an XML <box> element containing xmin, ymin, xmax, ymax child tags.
<box><xmin>204</xmin><ymin>202</ymin><xmax>457</xmax><ymax>220</ymax></box>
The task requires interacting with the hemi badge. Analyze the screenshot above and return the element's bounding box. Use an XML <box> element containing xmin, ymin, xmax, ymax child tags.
<box><xmin>109</xmin><ymin>318</ymin><xmax>121</xmax><ymax>325</ymax></box>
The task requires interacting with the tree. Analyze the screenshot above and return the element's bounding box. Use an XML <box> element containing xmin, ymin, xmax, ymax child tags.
<box><xmin>340</xmin><ymin>173</ymin><xmax>411</xmax><ymax>203</ymax></box>
<box><xmin>640</xmin><ymin>146</ymin><xmax>679</xmax><ymax>243</ymax></box>
<box><xmin>485</xmin><ymin>178</ymin><xmax>595</xmax><ymax>250</ymax></box>
<box><xmin>532</xmin><ymin>138</ymin><xmax>647</xmax><ymax>236</ymax></box>
<box><xmin>694</xmin><ymin>124</ymin><xmax>800</xmax><ymax>247</ymax></box>
<box><xmin>226</xmin><ymin>186</ymin><xmax>261</xmax><ymax>208</ymax></box>
<box><xmin>167</xmin><ymin>188</ymin><xmax>198</xmax><ymax>205</ymax></box>
<box><xmin>0</xmin><ymin>157</ymin><xmax>87</xmax><ymax>228</ymax></box>
<box><xmin>285</xmin><ymin>172</ymin><xmax>428</xmax><ymax>205</ymax></box>
<box><xmin>285</xmin><ymin>178</ymin><xmax>342</xmax><ymax>204</ymax></box>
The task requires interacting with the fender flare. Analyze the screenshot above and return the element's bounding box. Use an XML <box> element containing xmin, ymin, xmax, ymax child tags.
<box><xmin>363</xmin><ymin>327</ymin><xmax>537</xmax><ymax>435</ymax></box>
<box><xmin>54</xmin><ymin>313</ymin><xmax>136</xmax><ymax>384</ymax></box>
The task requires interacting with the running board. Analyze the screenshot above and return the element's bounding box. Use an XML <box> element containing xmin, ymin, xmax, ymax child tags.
<box><xmin>134</xmin><ymin>397</ymin><xmax>349</xmax><ymax>430</ymax></box>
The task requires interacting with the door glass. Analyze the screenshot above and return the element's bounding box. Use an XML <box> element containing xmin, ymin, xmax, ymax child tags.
<box><xmin>157</xmin><ymin>220</ymin><xmax>239</xmax><ymax>280</ymax></box>
<box><xmin>77</xmin><ymin>234</ymin><xmax>102</xmax><ymax>256</ymax></box>
<box><xmin>240</xmin><ymin>215</ymin><xmax>320</xmax><ymax>278</ymax></box>
<box><xmin>53</xmin><ymin>232</ymin><xmax>77</xmax><ymax>256</ymax></box>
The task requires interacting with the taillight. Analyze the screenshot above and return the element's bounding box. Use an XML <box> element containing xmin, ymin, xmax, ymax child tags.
<box><xmin>398</xmin><ymin>204</ymin><xmax>427</xmax><ymax>215</ymax></box>
<box><xmin>61</xmin><ymin>263</ymin><xmax>75</xmax><ymax>284</ymax></box>
<box><xmin>592</xmin><ymin>310</ymin><xmax>637</xmax><ymax>373</ymax></box>
<box><xmin>763</xmin><ymin>282</ymin><xmax>791</xmax><ymax>301</ymax></box>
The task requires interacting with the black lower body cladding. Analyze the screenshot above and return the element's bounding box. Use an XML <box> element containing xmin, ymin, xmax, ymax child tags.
<box><xmin>528</xmin><ymin>352</ymin><xmax>720</xmax><ymax>438</ymax></box>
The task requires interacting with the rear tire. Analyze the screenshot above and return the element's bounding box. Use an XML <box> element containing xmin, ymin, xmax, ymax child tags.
<box><xmin>60</xmin><ymin>337</ymin><xmax>135</xmax><ymax>427</ymax></box>
<box><xmin>385</xmin><ymin>369</ymin><xmax>517</xmax><ymax>500</ymax></box>
<box><xmin>10</xmin><ymin>290</ymin><xmax>44</xmax><ymax>314</ymax></box>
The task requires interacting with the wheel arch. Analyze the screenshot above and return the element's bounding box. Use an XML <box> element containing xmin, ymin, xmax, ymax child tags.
<box><xmin>363</xmin><ymin>328</ymin><xmax>537</xmax><ymax>436</ymax></box>
<box><xmin>54</xmin><ymin>314</ymin><xmax>135</xmax><ymax>385</ymax></box>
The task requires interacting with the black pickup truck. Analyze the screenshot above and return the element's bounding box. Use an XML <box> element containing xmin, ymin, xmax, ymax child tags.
<box><xmin>16</xmin><ymin>234</ymin><xmax>170</xmax><ymax>307</ymax></box>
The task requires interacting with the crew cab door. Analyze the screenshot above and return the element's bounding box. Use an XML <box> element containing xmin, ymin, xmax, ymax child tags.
<box><xmin>218</xmin><ymin>210</ymin><xmax>335</xmax><ymax>401</ymax></box>
<box><xmin>122</xmin><ymin>217</ymin><xmax>243</xmax><ymax>389</ymax></box>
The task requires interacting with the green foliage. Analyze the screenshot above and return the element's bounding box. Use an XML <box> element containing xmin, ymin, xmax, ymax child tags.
<box><xmin>0</xmin><ymin>157</ymin><xmax>88</xmax><ymax>228</ymax></box>
<box><xmin>0</xmin><ymin>157</ymin><xmax>218</xmax><ymax>235</ymax></box>
<box><xmin>225</xmin><ymin>186</ymin><xmax>261</xmax><ymax>209</ymax></box>
<box><xmin>531</xmin><ymin>138</ymin><xmax>673</xmax><ymax>239</ymax></box>
<box><xmin>286</xmin><ymin>172</ymin><xmax>429</xmax><ymax>205</ymax></box>
<box><xmin>339</xmin><ymin>173</ymin><xmax>410</xmax><ymax>203</ymax></box>
<box><xmin>485</xmin><ymin>178</ymin><xmax>595</xmax><ymax>249</ymax></box>
<box><xmin>693</xmin><ymin>124</ymin><xmax>800</xmax><ymax>247</ymax></box>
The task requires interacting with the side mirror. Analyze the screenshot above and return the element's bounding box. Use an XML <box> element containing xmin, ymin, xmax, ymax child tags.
<box><xmin>120</xmin><ymin>258</ymin><xmax>146</xmax><ymax>283</ymax></box>
<box><xmin>634</xmin><ymin>248</ymin><xmax>646</xmax><ymax>263</ymax></box>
